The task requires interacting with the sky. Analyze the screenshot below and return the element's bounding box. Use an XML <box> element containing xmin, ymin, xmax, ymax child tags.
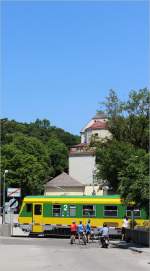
<box><xmin>1</xmin><ymin>0</ymin><xmax>149</xmax><ymax>135</ymax></box>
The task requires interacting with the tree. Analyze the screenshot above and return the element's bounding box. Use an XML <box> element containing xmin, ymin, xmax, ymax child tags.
<box><xmin>0</xmin><ymin>117</ymin><xmax>79</xmax><ymax>199</ymax></box>
<box><xmin>46</xmin><ymin>137</ymin><xmax>68</xmax><ymax>176</ymax></box>
<box><xmin>95</xmin><ymin>139</ymin><xmax>137</xmax><ymax>191</ymax></box>
<box><xmin>95</xmin><ymin>88</ymin><xmax>149</xmax><ymax>209</ymax></box>
<box><xmin>1</xmin><ymin>135</ymin><xmax>52</xmax><ymax>197</ymax></box>
<box><xmin>101</xmin><ymin>89</ymin><xmax>122</xmax><ymax>118</ymax></box>
<box><xmin>102</xmin><ymin>88</ymin><xmax>149</xmax><ymax>151</ymax></box>
<box><xmin>118</xmin><ymin>150</ymin><xmax>149</xmax><ymax>211</ymax></box>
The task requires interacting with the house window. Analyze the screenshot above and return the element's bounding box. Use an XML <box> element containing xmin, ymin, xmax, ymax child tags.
<box><xmin>69</xmin><ymin>205</ymin><xmax>76</xmax><ymax>217</ymax></box>
<box><xmin>82</xmin><ymin>205</ymin><xmax>96</xmax><ymax>217</ymax></box>
<box><xmin>126</xmin><ymin>207</ymin><xmax>141</xmax><ymax>218</ymax></box>
<box><xmin>104</xmin><ymin>206</ymin><xmax>118</xmax><ymax>217</ymax></box>
<box><xmin>34</xmin><ymin>204</ymin><xmax>42</xmax><ymax>215</ymax></box>
<box><xmin>53</xmin><ymin>204</ymin><xmax>61</xmax><ymax>217</ymax></box>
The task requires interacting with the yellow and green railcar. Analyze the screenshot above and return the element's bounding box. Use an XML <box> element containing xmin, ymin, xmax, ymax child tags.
<box><xmin>18</xmin><ymin>195</ymin><xmax>148</xmax><ymax>236</ymax></box>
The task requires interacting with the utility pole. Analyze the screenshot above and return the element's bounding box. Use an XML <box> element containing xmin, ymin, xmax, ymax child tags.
<box><xmin>2</xmin><ymin>170</ymin><xmax>9</xmax><ymax>224</ymax></box>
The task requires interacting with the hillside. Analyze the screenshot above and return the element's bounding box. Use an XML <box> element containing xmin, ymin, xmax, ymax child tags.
<box><xmin>1</xmin><ymin>118</ymin><xmax>80</xmax><ymax>197</ymax></box>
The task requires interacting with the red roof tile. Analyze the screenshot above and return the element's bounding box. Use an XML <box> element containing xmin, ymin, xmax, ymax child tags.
<box><xmin>87</xmin><ymin>121</ymin><xmax>107</xmax><ymax>130</ymax></box>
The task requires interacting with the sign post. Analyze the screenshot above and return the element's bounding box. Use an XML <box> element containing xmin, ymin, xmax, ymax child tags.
<box><xmin>3</xmin><ymin>170</ymin><xmax>9</xmax><ymax>224</ymax></box>
<box><xmin>7</xmin><ymin>189</ymin><xmax>21</xmax><ymax>235</ymax></box>
<box><xmin>7</xmin><ymin>198</ymin><xmax>19</xmax><ymax>236</ymax></box>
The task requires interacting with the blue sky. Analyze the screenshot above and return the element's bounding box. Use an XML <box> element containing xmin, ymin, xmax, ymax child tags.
<box><xmin>1</xmin><ymin>1</ymin><xmax>149</xmax><ymax>135</ymax></box>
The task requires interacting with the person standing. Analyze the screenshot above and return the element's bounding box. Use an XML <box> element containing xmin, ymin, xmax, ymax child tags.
<box><xmin>77</xmin><ymin>221</ymin><xmax>84</xmax><ymax>244</ymax></box>
<box><xmin>70</xmin><ymin>221</ymin><xmax>77</xmax><ymax>244</ymax></box>
<box><xmin>121</xmin><ymin>216</ymin><xmax>129</xmax><ymax>241</ymax></box>
<box><xmin>86</xmin><ymin>219</ymin><xmax>91</xmax><ymax>243</ymax></box>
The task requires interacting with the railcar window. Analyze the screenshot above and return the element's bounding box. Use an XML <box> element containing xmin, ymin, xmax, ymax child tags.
<box><xmin>34</xmin><ymin>204</ymin><xmax>42</xmax><ymax>215</ymax></box>
<box><xmin>69</xmin><ymin>205</ymin><xmax>76</xmax><ymax>217</ymax></box>
<box><xmin>104</xmin><ymin>206</ymin><xmax>118</xmax><ymax>217</ymax></box>
<box><xmin>82</xmin><ymin>205</ymin><xmax>96</xmax><ymax>217</ymax></box>
<box><xmin>126</xmin><ymin>207</ymin><xmax>141</xmax><ymax>217</ymax></box>
<box><xmin>53</xmin><ymin>204</ymin><xmax>61</xmax><ymax>217</ymax></box>
<box><xmin>26</xmin><ymin>204</ymin><xmax>32</xmax><ymax>212</ymax></box>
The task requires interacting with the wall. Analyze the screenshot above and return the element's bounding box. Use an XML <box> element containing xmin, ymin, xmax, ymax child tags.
<box><xmin>45</xmin><ymin>186</ymin><xmax>84</xmax><ymax>196</ymax></box>
<box><xmin>85</xmin><ymin>129</ymin><xmax>112</xmax><ymax>143</ymax></box>
<box><xmin>69</xmin><ymin>154</ymin><xmax>96</xmax><ymax>185</ymax></box>
<box><xmin>125</xmin><ymin>228</ymin><xmax>150</xmax><ymax>247</ymax></box>
<box><xmin>45</xmin><ymin>186</ymin><xmax>103</xmax><ymax>196</ymax></box>
<box><xmin>84</xmin><ymin>186</ymin><xmax>103</xmax><ymax>195</ymax></box>
<box><xmin>0</xmin><ymin>224</ymin><xmax>11</xmax><ymax>236</ymax></box>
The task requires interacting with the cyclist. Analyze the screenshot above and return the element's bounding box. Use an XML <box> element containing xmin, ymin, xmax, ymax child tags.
<box><xmin>86</xmin><ymin>219</ymin><xmax>91</xmax><ymax>243</ymax></box>
<box><xmin>70</xmin><ymin>221</ymin><xmax>77</xmax><ymax>244</ymax></box>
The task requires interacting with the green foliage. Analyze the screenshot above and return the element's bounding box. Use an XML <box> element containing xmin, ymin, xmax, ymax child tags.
<box><xmin>102</xmin><ymin>88</ymin><xmax>149</xmax><ymax>151</ymax></box>
<box><xmin>96</xmin><ymin>88</ymin><xmax>149</xmax><ymax>209</ymax></box>
<box><xmin>46</xmin><ymin>137</ymin><xmax>68</xmax><ymax>177</ymax></box>
<box><xmin>1</xmin><ymin>118</ymin><xmax>80</xmax><ymax>197</ymax></box>
<box><xmin>1</xmin><ymin>136</ymin><xmax>51</xmax><ymax>197</ymax></box>
<box><xmin>96</xmin><ymin>140</ymin><xmax>137</xmax><ymax>191</ymax></box>
<box><xmin>1</xmin><ymin>118</ymin><xmax>80</xmax><ymax>148</ymax></box>
<box><xmin>118</xmin><ymin>151</ymin><xmax>149</xmax><ymax>209</ymax></box>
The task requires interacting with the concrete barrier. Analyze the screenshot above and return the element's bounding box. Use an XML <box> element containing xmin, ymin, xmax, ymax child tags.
<box><xmin>125</xmin><ymin>228</ymin><xmax>150</xmax><ymax>247</ymax></box>
<box><xmin>0</xmin><ymin>224</ymin><xmax>11</xmax><ymax>237</ymax></box>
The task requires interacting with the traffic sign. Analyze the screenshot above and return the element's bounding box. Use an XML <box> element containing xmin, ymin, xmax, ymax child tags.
<box><xmin>7</xmin><ymin>188</ymin><xmax>21</xmax><ymax>197</ymax></box>
<box><xmin>8</xmin><ymin>198</ymin><xmax>18</xmax><ymax>209</ymax></box>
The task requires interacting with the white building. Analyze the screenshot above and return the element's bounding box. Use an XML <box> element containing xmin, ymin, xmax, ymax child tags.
<box><xmin>69</xmin><ymin>144</ymin><xmax>95</xmax><ymax>185</ymax></box>
<box><xmin>80</xmin><ymin>112</ymin><xmax>112</xmax><ymax>144</ymax></box>
<box><xmin>69</xmin><ymin>112</ymin><xmax>112</xmax><ymax>195</ymax></box>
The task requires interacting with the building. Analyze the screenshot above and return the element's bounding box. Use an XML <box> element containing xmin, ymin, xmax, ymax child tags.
<box><xmin>69</xmin><ymin>112</ymin><xmax>112</xmax><ymax>195</ymax></box>
<box><xmin>45</xmin><ymin>112</ymin><xmax>112</xmax><ymax>196</ymax></box>
<box><xmin>69</xmin><ymin>143</ymin><xmax>95</xmax><ymax>185</ymax></box>
<box><xmin>80</xmin><ymin>111</ymin><xmax>112</xmax><ymax>144</ymax></box>
<box><xmin>44</xmin><ymin>172</ymin><xmax>85</xmax><ymax>196</ymax></box>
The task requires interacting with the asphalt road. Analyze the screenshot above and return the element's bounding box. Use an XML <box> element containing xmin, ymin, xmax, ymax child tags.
<box><xmin>0</xmin><ymin>237</ymin><xmax>149</xmax><ymax>271</ymax></box>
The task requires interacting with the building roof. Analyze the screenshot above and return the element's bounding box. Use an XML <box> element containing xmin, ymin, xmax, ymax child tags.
<box><xmin>92</xmin><ymin>112</ymin><xmax>107</xmax><ymax>120</ymax></box>
<box><xmin>71</xmin><ymin>143</ymin><xmax>88</xmax><ymax>148</ymax></box>
<box><xmin>45</xmin><ymin>172</ymin><xmax>84</xmax><ymax>188</ymax></box>
<box><xmin>86</xmin><ymin>121</ymin><xmax>107</xmax><ymax>130</ymax></box>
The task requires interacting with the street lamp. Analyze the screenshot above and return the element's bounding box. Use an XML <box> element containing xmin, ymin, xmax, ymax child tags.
<box><xmin>3</xmin><ymin>170</ymin><xmax>9</xmax><ymax>224</ymax></box>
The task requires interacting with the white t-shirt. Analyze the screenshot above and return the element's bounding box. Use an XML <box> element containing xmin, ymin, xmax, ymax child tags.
<box><xmin>122</xmin><ymin>219</ymin><xmax>129</xmax><ymax>228</ymax></box>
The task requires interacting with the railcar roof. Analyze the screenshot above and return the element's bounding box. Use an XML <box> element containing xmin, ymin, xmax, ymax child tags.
<box><xmin>23</xmin><ymin>195</ymin><xmax>123</xmax><ymax>204</ymax></box>
<box><xmin>25</xmin><ymin>195</ymin><xmax>120</xmax><ymax>199</ymax></box>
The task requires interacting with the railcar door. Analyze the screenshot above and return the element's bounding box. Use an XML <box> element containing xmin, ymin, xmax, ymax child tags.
<box><xmin>32</xmin><ymin>203</ymin><xmax>43</xmax><ymax>233</ymax></box>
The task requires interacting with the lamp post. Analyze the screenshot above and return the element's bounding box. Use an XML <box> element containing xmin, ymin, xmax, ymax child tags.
<box><xmin>3</xmin><ymin>170</ymin><xmax>9</xmax><ymax>224</ymax></box>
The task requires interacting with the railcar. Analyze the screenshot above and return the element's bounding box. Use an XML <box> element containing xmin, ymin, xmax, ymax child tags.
<box><xmin>18</xmin><ymin>195</ymin><xmax>148</xmax><ymax>236</ymax></box>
